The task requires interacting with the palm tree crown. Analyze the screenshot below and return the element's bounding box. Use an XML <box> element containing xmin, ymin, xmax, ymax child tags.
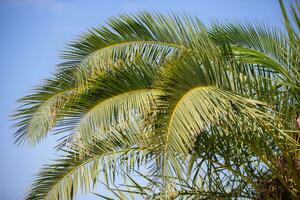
<box><xmin>13</xmin><ymin>0</ymin><xmax>300</xmax><ymax>199</ymax></box>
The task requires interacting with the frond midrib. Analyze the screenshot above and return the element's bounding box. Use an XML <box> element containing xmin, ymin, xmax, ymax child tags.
<box><xmin>82</xmin><ymin>40</ymin><xmax>189</xmax><ymax>62</ymax></box>
<box><xmin>162</xmin><ymin>85</ymin><xmax>215</xmax><ymax>173</ymax></box>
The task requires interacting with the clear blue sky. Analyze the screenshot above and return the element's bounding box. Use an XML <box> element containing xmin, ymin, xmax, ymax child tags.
<box><xmin>0</xmin><ymin>0</ymin><xmax>283</xmax><ymax>199</ymax></box>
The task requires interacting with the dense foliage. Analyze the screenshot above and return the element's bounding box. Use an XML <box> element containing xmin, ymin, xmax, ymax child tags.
<box><xmin>13</xmin><ymin>0</ymin><xmax>300</xmax><ymax>199</ymax></box>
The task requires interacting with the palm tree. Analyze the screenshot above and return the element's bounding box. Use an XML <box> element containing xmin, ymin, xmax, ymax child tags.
<box><xmin>13</xmin><ymin>0</ymin><xmax>300</xmax><ymax>199</ymax></box>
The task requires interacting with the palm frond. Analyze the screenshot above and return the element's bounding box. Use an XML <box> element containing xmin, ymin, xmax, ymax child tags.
<box><xmin>12</xmin><ymin>72</ymin><xmax>76</xmax><ymax>145</ymax></box>
<box><xmin>25</xmin><ymin>120</ymin><xmax>150</xmax><ymax>200</ymax></box>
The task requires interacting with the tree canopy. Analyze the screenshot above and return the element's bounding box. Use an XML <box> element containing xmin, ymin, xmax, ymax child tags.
<box><xmin>13</xmin><ymin>0</ymin><xmax>300</xmax><ymax>199</ymax></box>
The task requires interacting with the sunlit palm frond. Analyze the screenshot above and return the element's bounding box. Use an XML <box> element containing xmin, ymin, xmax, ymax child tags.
<box><xmin>25</xmin><ymin>119</ymin><xmax>151</xmax><ymax>200</ymax></box>
<box><xmin>145</xmin><ymin>48</ymin><xmax>283</xmax><ymax>192</ymax></box>
<box><xmin>12</xmin><ymin>72</ymin><xmax>76</xmax><ymax>145</ymax></box>
<box><xmin>14</xmin><ymin>12</ymin><xmax>206</xmax><ymax>145</ymax></box>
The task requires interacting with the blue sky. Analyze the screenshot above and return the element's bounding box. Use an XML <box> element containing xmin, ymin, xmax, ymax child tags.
<box><xmin>0</xmin><ymin>0</ymin><xmax>283</xmax><ymax>199</ymax></box>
